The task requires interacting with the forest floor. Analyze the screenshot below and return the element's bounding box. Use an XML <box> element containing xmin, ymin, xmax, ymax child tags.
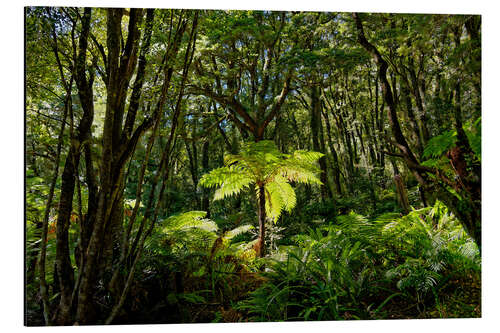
<box><xmin>25</xmin><ymin>262</ymin><xmax>481</xmax><ymax>325</ymax></box>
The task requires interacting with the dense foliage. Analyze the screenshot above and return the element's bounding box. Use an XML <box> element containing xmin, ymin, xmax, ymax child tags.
<box><xmin>238</xmin><ymin>201</ymin><xmax>479</xmax><ymax>321</ymax></box>
<box><xmin>25</xmin><ymin>7</ymin><xmax>481</xmax><ymax>326</ymax></box>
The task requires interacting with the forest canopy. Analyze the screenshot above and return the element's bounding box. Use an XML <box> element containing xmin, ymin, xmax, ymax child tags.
<box><xmin>25</xmin><ymin>7</ymin><xmax>481</xmax><ymax>326</ymax></box>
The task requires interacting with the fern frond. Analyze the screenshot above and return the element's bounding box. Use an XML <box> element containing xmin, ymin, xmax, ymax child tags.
<box><xmin>162</xmin><ymin>211</ymin><xmax>218</xmax><ymax>233</ymax></box>
<box><xmin>201</xmin><ymin>165</ymin><xmax>254</xmax><ymax>200</ymax></box>
<box><xmin>200</xmin><ymin>166</ymin><xmax>231</xmax><ymax>188</ymax></box>
<box><xmin>290</xmin><ymin>150</ymin><xmax>324</xmax><ymax>163</ymax></box>
<box><xmin>264</xmin><ymin>176</ymin><xmax>297</xmax><ymax>222</ymax></box>
<box><xmin>225</xmin><ymin>224</ymin><xmax>254</xmax><ymax>240</ymax></box>
<box><xmin>277</xmin><ymin>162</ymin><xmax>323</xmax><ymax>185</ymax></box>
<box><xmin>422</xmin><ymin>130</ymin><xmax>456</xmax><ymax>159</ymax></box>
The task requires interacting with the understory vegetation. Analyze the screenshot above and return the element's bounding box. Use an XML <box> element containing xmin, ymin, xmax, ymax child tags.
<box><xmin>25</xmin><ymin>7</ymin><xmax>481</xmax><ymax>325</ymax></box>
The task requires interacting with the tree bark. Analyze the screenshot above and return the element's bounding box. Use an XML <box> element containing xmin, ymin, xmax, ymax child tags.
<box><xmin>256</xmin><ymin>184</ymin><xmax>267</xmax><ymax>258</ymax></box>
<box><xmin>53</xmin><ymin>7</ymin><xmax>95</xmax><ymax>325</ymax></box>
<box><xmin>37</xmin><ymin>13</ymin><xmax>75</xmax><ymax>322</ymax></box>
<box><xmin>76</xmin><ymin>8</ymin><xmax>146</xmax><ymax>324</ymax></box>
<box><xmin>391</xmin><ymin>161</ymin><xmax>411</xmax><ymax>214</ymax></box>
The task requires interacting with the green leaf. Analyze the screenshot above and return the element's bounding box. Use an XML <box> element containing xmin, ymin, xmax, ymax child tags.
<box><xmin>422</xmin><ymin>130</ymin><xmax>456</xmax><ymax>159</ymax></box>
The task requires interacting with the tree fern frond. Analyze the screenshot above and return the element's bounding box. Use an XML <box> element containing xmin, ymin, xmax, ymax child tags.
<box><xmin>162</xmin><ymin>211</ymin><xmax>218</xmax><ymax>233</ymax></box>
<box><xmin>213</xmin><ymin>172</ymin><xmax>254</xmax><ymax>201</ymax></box>
<box><xmin>200</xmin><ymin>166</ymin><xmax>232</xmax><ymax>188</ymax></box>
<box><xmin>277</xmin><ymin>163</ymin><xmax>323</xmax><ymax>185</ymax></box>
<box><xmin>264</xmin><ymin>176</ymin><xmax>297</xmax><ymax>223</ymax></box>
<box><xmin>290</xmin><ymin>150</ymin><xmax>324</xmax><ymax>164</ymax></box>
<box><xmin>422</xmin><ymin>130</ymin><xmax>457</xmax><ymax>159</ymax></box>
<box><xmin>201</xmin><ymin>165</ymin><xmax>254</xmax><ymax>200</ymax></box>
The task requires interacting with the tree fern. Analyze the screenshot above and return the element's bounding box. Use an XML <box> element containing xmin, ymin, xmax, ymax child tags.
<box><xmin>200</xmin><ymin>140</ymin><xmax>323</xmax><ymax>256</ymax></box>
<box><xmin>201</xmin><ymin>141</ymin><xmax>322</xmax><ymax>222</ymax></box>
<box><xmin>200</xmin><ymin>166</ymin><xmax>254</xmax><ymax>200</ymax></box>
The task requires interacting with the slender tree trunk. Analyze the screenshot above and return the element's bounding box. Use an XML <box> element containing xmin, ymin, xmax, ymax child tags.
<box><xmin>101</xmin><ymin>180</ymin><xmax>125</xmax><ymax>275</ymax></box>
<box><xmin>105</xmin><ymin>13</ymin><xmax>198</xmax><ymax>324</ymax></box>
<box><xmin>408</xmin><ymin>60</ymin><xmax>430</xmax><ymax>143</ymax></box>
<box><xmin>310</xmin><ymin>85</ymin><xmax>332</xmax><ymax>200</ymax></box>
<box><xmin>81</xmin><ymin>143</ymin><xmax>98</xmax><ymax>259</ymax></box>
<box><xmin>401</xmin><ymin>82</ymin><xmax>424</xmax><ymax>155</ymax></box>
<box><xmin>75</xmin><ymin>9</ymin><xmax>124</xmax><ymax>324</ymax></box>
<box><xmin>321</xmin><ymin>104</ymin><xmax>342</xmax><ymax>196</ymax></box>
<box><xmin>37</xmin><ymin>76</ymin><xmax>73</xmax><ymax>324</ymax></box>
<box><xmin>201</xmin><ymin>114</ymin><xmax>211</xmax><ymax>216</ymax></box>
<box><xmin>391</xmin><ymin>161</ymin><xmax>410</xmax><ymax>214</ymax></box>
<box><xmin>256</xmin><ymin>184</ymin><xmax>266</xmax><ymax>258</ymax></box>
<box><xmin>184</xmin><ymin>133</ymin><xmax>200</xmax><ymax>208</ymax></box>
<box><xmin>419</xmin><ymin>186</ymin><xmax>428</xmax><ymax>207</ymax></box>
<box><xmin>53</xmin><ymin>144</ymin><xmax>78</xmax><ymax>325</ymax></box>
<box><xmin>53</xmin><ymin>7</ymin><xmax>96</xmax><ymax>323</ymax></box>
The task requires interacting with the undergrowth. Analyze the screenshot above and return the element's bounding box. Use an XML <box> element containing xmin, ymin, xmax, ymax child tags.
<box><xmin>236</xmin><ymin>200</ymin><xmax>480</xmax><ymax>321</ymax></box>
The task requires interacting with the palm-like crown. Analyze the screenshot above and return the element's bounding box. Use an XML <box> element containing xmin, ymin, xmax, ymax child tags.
<box><xmin>200</xmin><ymin>140</ymin><xmax>323</xmax><ymax>222</ymax></box>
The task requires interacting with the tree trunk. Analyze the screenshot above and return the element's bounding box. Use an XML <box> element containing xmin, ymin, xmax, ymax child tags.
<box><xmin>401</xmin><ymin>82</ymin><xmax>424</xmax><ymax>155</ymax></box>
<box><xmin>391</xmin><ymin>161</ymin><xmax>411</xmax><ymax>214</ymax></box>
<box><xmin>53</xmin><ymin>7</ymin><xmax>96</xmax><ymax>324</ymax></box>
<box><xmin>408</xmin><ymin>59</ymin><xmax>430</xmax><ymax>143</ymax></box>
<box><xmin>256</xmin><ymin>184</ymin><xmax>266</xmax><ymax>258</ymax></box>
<box><xmin>310</xmin><ymin>85</ymin><xmax>332</xmax><ymax>200</ymax></box>
<box><xmin>321</xmin><ymin>104</ymin><xmax>342</xmax><ymax>196</ymax></box>
<box><xmin>201</xmin><ymin>114</ymin><xmax>211</xmax><ymax>216</ymax></box>
<box><xmin>38</xmin><ymin>77</ymin><xmax>73</xmax><ymax>325</ymax></box>
<box><xmin>53</xmin><ymin>144</ymin><xmax>78</xmax><ymax>325</ymax></box>
<box><xmin>105</xmin><ymin>12</ymin><xmax>198</xmax><ymax>324</ymax></box>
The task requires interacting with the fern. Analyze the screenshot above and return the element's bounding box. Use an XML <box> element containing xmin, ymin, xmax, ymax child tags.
<box><xmin>422</xmin><ymin>130</ymin><xmax>456</xmax><ymax>159</ymax></box>
<box><xmin>162</xmin><ymin>211</ymin><xmax>218</xmax><ymax>233</ymax></box>
<box><xmin>264</xmin><ymin>175</ymin><xmax>297</xmax><ymax>222</ymax></box>
<box><xmin>237</xmin><ymin>225</ymin><xmax>373</xmax><ymax>321</ymax></box>
<box><xmin>237</xmin><ymin>199</ymin><xmax>481</xmax><ymax>321</ymax></box>
<box><xmin>201</xmin><ymin>140</ymin><xmax>322</xmax><ymax>224</ymax></box>
<box><xmin>421</xmin><ymin>119</ymin><xmax>481</xmax><ymax>166</ymax></box>
<box><xmin>200</xmin><ymin>166</ymin><xmax>253</xmax><ymax>200</ymax></box>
